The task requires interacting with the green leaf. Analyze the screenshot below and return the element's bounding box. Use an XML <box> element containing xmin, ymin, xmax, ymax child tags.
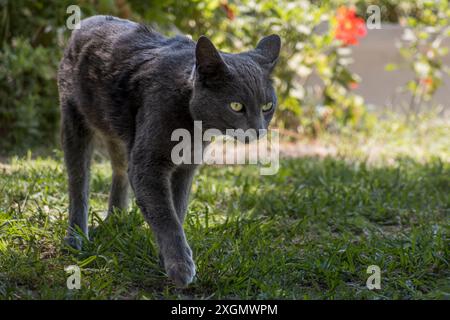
<box><xmin>385</xmin><ymin>63</ymin><xmax>399</xmax><ymax>72</ymax></box>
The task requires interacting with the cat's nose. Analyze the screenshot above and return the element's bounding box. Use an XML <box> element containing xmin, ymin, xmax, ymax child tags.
<box><xmin>256</xmin><ymin>128</ymin><xmax>268</xmax><ymax>139</ymax></box>
<box><xmin>253</xmin><ymin>120</ymin><xmax>267</xmax><ymax>139</ymax></box>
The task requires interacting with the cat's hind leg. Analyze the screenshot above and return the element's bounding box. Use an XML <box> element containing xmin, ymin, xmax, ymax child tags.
<box><xmin>106</xmin><ymin>138</ymin><xmax>130</xmax><ymax>216</ymax></box>
<box><xmin>61</xmin><ymin>101</ymin><xmax>94</xmax><ymax>250</ymax></box>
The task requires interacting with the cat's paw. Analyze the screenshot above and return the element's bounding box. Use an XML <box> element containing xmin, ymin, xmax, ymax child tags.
<box><xmin>162</xmin><ymin>245</ymin><xmax>196</xmax><ymax>287</ymax></box>
<box><xmin>159</xmin><ymin>233</ymin><xmax>196</xmax><ymax>287</ymax></box>
<box><xmin>64</xmin><ymin>229</ymin><xmax>86</xmax><ymax>251</ymax></box>
<box><xmin>64</xmin><ymin>234</ymin><xmax>83</xmax><ymax>250</ymax></box>
<box><xmin>166</xmin><ymin>257</ymin><xmax>196</xmax><ymax>288</ymax></box>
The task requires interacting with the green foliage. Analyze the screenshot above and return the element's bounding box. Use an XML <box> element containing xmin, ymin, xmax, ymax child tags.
<box><xmin>386</xmin><ymin>0</ymin><xmax>450</xmax><ymax>114</ymax></box>
<box><xmin>0</xmin><ymin>0</ymin><xmax>74</xmax><ymax>153</ymax></box>
<box><xmin>0</xmin><ymin>39</ymin><xmax>60</xmax><ymax>152</ymax></box>
<box><xmin>0</xmin><ymin>0</ymin><xmax>448</xmax><ymax>153</ymax></box>
<box><xmin>0</xmin><ymin>0</ymin><xmax>73</xmax><ymax>45</ymax></box>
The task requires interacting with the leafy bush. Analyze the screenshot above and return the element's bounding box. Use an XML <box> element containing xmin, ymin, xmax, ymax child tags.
<box><xmin>0</xmin><ymin>0</ymin><xmax>448</xmax><ymax>153</ymax></box>
<box><xmin>0</xmin><ymin>39</ymin><xmax>60</xmax><ymax>152</ymax></box>
<box><xmin>0</xmin><ymin>0</ymin><xmax>74</xmax><ymax>153</ymax></box>
<box><xmin>386</xmin><ymin>0</ymin><xmax>450</xmax><ymax>114</ymax></box>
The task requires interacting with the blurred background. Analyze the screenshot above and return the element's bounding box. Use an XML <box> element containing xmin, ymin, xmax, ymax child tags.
<box><xmin>0</xmin><ymin>0</ymin><xmax>449</xmax><ymax>155</ymax></box>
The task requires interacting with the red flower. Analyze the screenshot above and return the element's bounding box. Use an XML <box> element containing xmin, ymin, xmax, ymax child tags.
<box><xmin>420</xmin><ymin>77</ymin><xmax>433</xmax><ymax>93</ymax></box>
<box><xmin>220</xmin><ymin>1</ymin><xmax>235</xmax><ymax>21</ymax></box>
<box><xmin>420</xmin><ymin>77</ymin><xmax>433</xmax><ymax>87</ymax></box>
<box><xmin>349</xmin><ymin>81</ymin><xmax>359</xmax><ymax>89</ymax></box>
<box><xmin>334</xmin><ymin>7</ymin><xmax>367</xmax><ymax>46</ymax></box>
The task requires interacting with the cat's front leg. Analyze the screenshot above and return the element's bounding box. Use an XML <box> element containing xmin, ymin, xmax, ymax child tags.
<box><xmin>128</xmin><ymin>157</ymin><xmax>195</xmax><ymax>287</ymax></box>
<box><xmin>171</xmin><ymin>165</ymin><xmax>197</xmax><ymax>223</ymax></box>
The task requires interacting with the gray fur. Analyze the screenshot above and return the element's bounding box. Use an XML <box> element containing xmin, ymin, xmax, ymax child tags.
<box><xmin>58</xmin><ymin>15</ymin><xmax>280</xmax><ymax>287</ymax></box>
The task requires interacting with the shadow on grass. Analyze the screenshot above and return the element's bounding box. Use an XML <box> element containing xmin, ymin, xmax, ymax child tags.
<box><xmin>0</xmin><ymin>156</ymin><xmax>448</xmax><ymax>299</ymax></box>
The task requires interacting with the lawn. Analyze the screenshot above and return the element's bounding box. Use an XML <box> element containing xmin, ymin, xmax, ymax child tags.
<box><xmin>0</xmin><ymin>118</ymin><xmax>449</xmax><ymax>299</ymax></box>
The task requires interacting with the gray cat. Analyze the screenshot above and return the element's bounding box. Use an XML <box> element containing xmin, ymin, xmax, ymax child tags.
<box><xmin>58</xmin><ymin>15</ymin><xmax>280</xmax><ymax>287</ymax></box>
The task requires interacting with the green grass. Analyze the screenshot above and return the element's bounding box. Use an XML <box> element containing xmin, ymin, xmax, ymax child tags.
<box><xmin>0</xmin><ymin>152</ymin><xmax>448</xmax><ymax>299</ymax></box>
<box><xmin>1</xmin><ymin>115</ymin><xmax>449</xmax><ymax>299</ymax></box>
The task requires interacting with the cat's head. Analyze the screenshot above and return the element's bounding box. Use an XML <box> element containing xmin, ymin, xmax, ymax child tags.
<box><xmin>189</xmin><ymin>34</ymin><xmax>281</xmax><ymax>141</ymax></box>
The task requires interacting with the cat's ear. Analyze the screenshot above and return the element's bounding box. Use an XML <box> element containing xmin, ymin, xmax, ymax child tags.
<box><xmin>254</xmin><ymin>34</ymin><xmax>281</xmax><ymax>72</ymax></box>
<box><xmin>195</xmin><ymin>36</ymin><xmax>229</xmax><ymax>84</ymax></box>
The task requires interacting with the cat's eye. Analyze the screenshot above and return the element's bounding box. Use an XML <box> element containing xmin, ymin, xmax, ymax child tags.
<box><xmin>262</xmin><ymin>102</ymin><xmax>273</xmax><ymax>112</ymax></box>
<box><xmin>230</xmin><ymin>102</ymin><xmax>244</xmax><ymax>112</ymax></box>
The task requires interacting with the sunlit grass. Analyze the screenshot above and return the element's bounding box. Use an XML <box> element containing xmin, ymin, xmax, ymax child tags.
<box><xmin>323</xmin><ymin>113</ymin><xmax>450</xmax><ymax>163</ymax></box>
